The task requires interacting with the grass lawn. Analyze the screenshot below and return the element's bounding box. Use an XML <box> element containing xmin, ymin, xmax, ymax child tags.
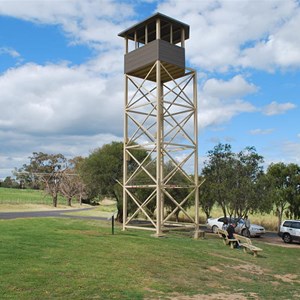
<box><xmin>0</xmin><ymin>218</ymin><xmax>299</xmax><ymax>299</ymax></box>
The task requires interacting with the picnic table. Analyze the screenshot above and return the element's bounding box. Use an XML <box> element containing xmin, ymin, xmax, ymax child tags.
<box><xmin>216</xmin><ymin>228</ymin><xmax>263</xmax><ymax>257</ymax></box>
<box><xmin>234</xmin><ymin>234</ymin><xmax>263</xmax><ymax>257</ymax></box>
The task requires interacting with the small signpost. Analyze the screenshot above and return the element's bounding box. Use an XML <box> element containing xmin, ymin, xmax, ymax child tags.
<box><xmin>109</xmin><ymin>211</ymin><xmax>118</xmax><ymax>235</ymax></box>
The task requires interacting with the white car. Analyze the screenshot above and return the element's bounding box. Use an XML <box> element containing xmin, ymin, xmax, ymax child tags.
<box><xmin>278</xmin><ymin>220</ymin><xmax>300</xmax><ymax>243</ymax></box>
<box><xmin>206</xmin><ymin>216</ymin><xmax>266</xmax><ymax>237</ymax></box>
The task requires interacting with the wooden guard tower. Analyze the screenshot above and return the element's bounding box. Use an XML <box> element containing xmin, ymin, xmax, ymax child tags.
<box><xmin>118</xmin><ymin>13</ymin><xmax>199</xmax><ymax>237</ymax></box>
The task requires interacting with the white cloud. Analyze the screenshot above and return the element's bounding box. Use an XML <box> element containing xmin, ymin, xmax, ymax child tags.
<box><xmin>0</xmin><ymin>130</ymin><xmax>122</xmax><ymax>179</ymax></box>
<box><xmin>241</xmin><ymin>11</ymin><xmax>300</xmax><ymax>70</ymax></box>
<box><xmin>249</xmin><ymin>128</ymin><xmax>274</xmax><ymax>135</ymax></box>
<box><xmin>199</xmin><ymin>75</ymin><xmax>257</xmax><ymax>128</ymax></box>
<box><xmin>0</xmin><ymin>0</ymin><xmax>134</xmax><ymax>50</ymax></box>
<box><xmin>262</xmin><ymin>101</ymin><xmax>296</xmax><ymax>115</ymax></box>
<box><xmin>2</xmin><ymin>0</ymin><xmax>300</xmax><ymax>72</ymax></box>
<box><xmin>202</xmin><ymin>75</ymin><xmax>257</xmax><ymax>99</ymax></box>
<box><xmin>0</xmin><ymin>62</ymin><xmax>124</xmax><ymax>136</ymax></box>
<box><xmin>0</xmin><ymin>47</ymin><xmax>20</xmax><ymax>58</ymax></box>
<box><xmin>157</xmin><ymin>0</ymin><xmax>300</xmax><ymax>71</ymax></box>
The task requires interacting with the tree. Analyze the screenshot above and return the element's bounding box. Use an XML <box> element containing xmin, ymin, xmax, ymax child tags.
<box><xmin>79</xmin><ymin>142</ymin><xmax>148</xmax><ymax>221</ymax></box>
<box><xmin>266</xmin><ymin>163</ymin><xmax>300</xmax><ymax>229</ymax></box>
<box><xmin>80</xmin><ymin>142</ymin><xmax>123</xmax><ymax>201</ymax></box>
<box><xmin>229</xmin><ymin>146</ymin><xmax>265</xmax><ymax>218</ymax></box>
<box><xmin>163</xmin><ymin>160</ymin><xmax>193</xmax><ymax>222</ymax></box>
<box><xmin>18</xmin><ymin>152</ymin><xmax>67</xmax><ymax>207</ymax></box>
<box><xmin>60</xmin><ymin>169</ymin><xmax>80</xmax><ymax>206</ymax></box>
<box><xmin>68</xmin><ymin>156</ymin><xmax>87</xmax><ymax>205</ymax></box>
<box><xmin>58</xmin><ymin>157</ymin><xmax>88</xmax><ymax>206</ymax></box>
<box><xmin>199</xmin><ymin>176</ymin><xmax>215</xmax><ymax>220</ymax></box>
<box><xmin>201</xmin><ymin>143</ymin><xmax>266</xmax><ymax>219</ymax></box>
<box><xmin>202</xmin><ymin>143</ymin><xmax>235</xmax><ymax>217</ymax></box>
<box><xmin>41</xmin><ymin>171</ymin><xmax>63</xmax><ymax>207</ymax></box>
<box><xmin>1</xmin><ymin>176</ymin><xmax>19</xmax><ymax>189</ymax></box>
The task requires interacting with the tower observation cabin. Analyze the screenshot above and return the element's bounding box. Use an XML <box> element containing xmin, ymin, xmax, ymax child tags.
<box><xmin>119</xmin><ymin>13</ymin><xmax>200</xmax><ymax>237</ymax></box>
<box><xmin>119</xmin><ymin>13</ymin><xmax>189</xmax><ymax>82</ymax></box>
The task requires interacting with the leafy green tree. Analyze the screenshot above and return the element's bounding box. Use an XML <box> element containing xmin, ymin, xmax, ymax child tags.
<box><xmin>287</xmin><ymin>181</ymin><xmax>300</xmax><ymax>220</ymax></box>
<box><xmin>199</xmin><ymin>176</ymin><xmax>215</xmax><ymax>220</ymax></box>
<box><xmin>266</xmin><ymin>162</ymin><xmax>300</xmax><ymax>228</ymax></box>
<box><xmin>80</xmin><ymin>142</ymin><xmax>123</xmax><ymax>200</ymax></box>
<box><xmin>1</xmin><ymin>176</ymin><xmax>19</xmax><ymax>188</ymax></box>
<box><xmin>229</xmin><ymin>146</ymin><xmax>265</xmax><ymax>218</ymax></box>
<box><xmin>80</xmin><ymin>142</ymin><xmax>148</xmax><ymax>221</ymax></box>
<box><xmin>202</xmin><ymin>144</ymin><xmax>266</xmax><ymax>218</ymax></box>
<box><xmin>163</xmin><ymin>160</ymin><xmax>193</xmax><ymax>222</ymax></box>
<box><xmin>202</xmin><ymin>143</ymin><xmax>235</xmax><ymax>217</ymax></box>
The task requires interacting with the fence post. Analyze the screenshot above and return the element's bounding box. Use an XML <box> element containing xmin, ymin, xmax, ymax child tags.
<box><xmin>111</xmin><ymin>211</ymin><xmax>118</xmax><ymax>235</ymax></box>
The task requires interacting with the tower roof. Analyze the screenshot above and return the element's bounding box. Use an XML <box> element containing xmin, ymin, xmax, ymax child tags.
<box><xmin>118</xmin><ymin>12</ymin><xmax>190</xmax><ymax>44</ymax></box>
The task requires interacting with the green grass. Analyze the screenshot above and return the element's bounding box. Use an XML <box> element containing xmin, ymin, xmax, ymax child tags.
<box><xmin>0</xmin><ymin>218</ymin><xmax>299</xmax><ymax>299</ymax></box>
<box><xmin>0</xmin><ymin>187</ymin><xmax>66</xmax><ymax>206</ymax></box>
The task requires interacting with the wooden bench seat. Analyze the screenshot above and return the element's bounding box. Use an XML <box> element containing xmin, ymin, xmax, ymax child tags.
<box><xmin>234</xmin><ymin>234</ymin><xmax>263</xmax><ymax>257</ymax></box>
<box><xmin>216</xmin><ymin>228</ymin><xmax>239</xmax><ymax>249</ymax></box>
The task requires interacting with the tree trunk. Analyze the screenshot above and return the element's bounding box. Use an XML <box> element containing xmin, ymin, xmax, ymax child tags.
<box><xmin>53</xmin><ymin>195</ymin><xmax>58</xmax><ymax>207</ymax></box>
<box><xmin>222</xmin><ymin>206</ymin><xmax>227</xmax><ymax>218</ymax></box>
<box><xmin>117</xmin><ymin>210</ymin><xmax>123</xmax><ymax>223</ymax></box>
<box><xmin>67</xmin><ymin>197</ymin><xmax>72</xmax><ymax>206</ymax></box>
<box><xmin>175</xmin><ymin>211</ymin><xmax>179</xmax><ymax>222</ymax></box>
<box><xmin>204</xmin><ymin>209</ymin><xmax>210</xmax><ymax>220</ymax></box>
<box><xmin>277</xmin><ymin>208</ymin><xmax>283</xmax><ymax>232</ymax></box>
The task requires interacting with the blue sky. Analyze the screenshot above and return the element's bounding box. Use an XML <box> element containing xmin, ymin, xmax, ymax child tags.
<box><xmin>0</xmin><ymin>0</ymin><xmax>300</xmax><ymax>179</ymax></box>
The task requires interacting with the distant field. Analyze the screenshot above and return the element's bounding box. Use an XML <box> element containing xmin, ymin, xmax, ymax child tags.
<box><xmin>0</xmin><ymin>217</ymin><xmax>299</xmax><ymax>299</ymax></box>
<box><xmin>0</xmin><ymin>187</ymin><xmax>66</xmax><ymax>206</ymax></box>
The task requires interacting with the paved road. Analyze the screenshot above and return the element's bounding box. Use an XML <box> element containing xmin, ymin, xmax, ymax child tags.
<box><xmin>0</xmin><ymin>207</ymin><xmax>108</xmax><ymax>221</ymax></box>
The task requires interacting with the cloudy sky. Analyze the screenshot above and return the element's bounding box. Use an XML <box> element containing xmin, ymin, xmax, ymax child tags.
<box><xmin>0</xmin><ymin>0</ymin><xmax>300</xmax><ymax>179</ymax></box>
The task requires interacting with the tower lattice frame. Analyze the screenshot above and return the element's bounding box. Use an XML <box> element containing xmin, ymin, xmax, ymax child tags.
<box><xmin>119</xmin><ymin>13</ymin><xmax>200</xmax><ymax>237</ymax></box>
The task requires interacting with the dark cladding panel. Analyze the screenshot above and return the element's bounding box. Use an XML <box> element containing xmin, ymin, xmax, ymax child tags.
<box><xmin>124</xmin><ymin>41</ymin><xmax>158</xmax><ymax>74</ymax></box>
<box><xmin>124</xmin><ymin>39</ymin><xmax>185</xmax><ymax>78</ymax></box>
<box><xmin>158</xmin><ymin>40</ymin><xmax>185</xmax><ymax>69</ymax></box>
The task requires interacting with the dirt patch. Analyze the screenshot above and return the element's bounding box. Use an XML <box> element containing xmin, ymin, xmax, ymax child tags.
<box><xmin>207</xmin><ymin>266</ymin><xmax>223</xmax><ymax>273</ymax></box>
<box><xmin>223</xmin><ymin>263</ymin><xmax>266</xmax><ymax>275</ymax></box>
<box><xmin>207</xmin><ymin>264</ymin><xmax>253</xmax><ymax>288</ymax></box>
<box><xmin>274</xmin><ymin>274</ymin><xmax>300</xmax><ymax>283</ymax></box>
<box><xmin>270</xmin><ymin>281</ymin><xmax>280</xmax><ymax>286</ymax></box>
<box><xmin>146</xmin><ymin>292</ymin><xmax>259</xmax><ymax>300</ymax></box>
